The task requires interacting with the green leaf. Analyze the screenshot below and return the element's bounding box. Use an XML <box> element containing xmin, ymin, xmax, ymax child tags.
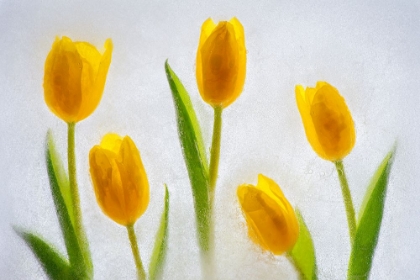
<box><xmin>47</xmin><ymin>130</ymin><xmax>74</xmax><ymax>227</ymax></box>
<box><xmin>348</xmin><ymin>147</ymin><xmax>396</xmax><ymax>279</ymax></box>
<box><xmin>289</xmin><ymin>209</ymin><xmax>317</xmax><ymax>280</ymax></box>
<box><xmin>46</xmin><ymin>132</ymin><xmax>90</xmax><ymax>279</ymax></box>
<box><xmin>14</xmin><ymin>229</ymin><xmax>73</xmax><ymax>280</ymax></box>
<box><xmin>165</xmin><ymin>60</ymin><xmax>211</xmax><ymax>251</ymax></box>
<box><xmin>149</xmin><ymin>185</ymin><xmax>170</xmax><ymax>280</ymax></box>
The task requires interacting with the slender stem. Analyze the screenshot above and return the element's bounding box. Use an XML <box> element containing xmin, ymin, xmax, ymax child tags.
<box><xmin>208</xmin><ymin>106</ymin><xmax>223</xmax><ymax>206</ymax></box>
<box><xmin>68</xmin><ymin>122</ymin><xmax>92</xmax><ymax>273</ymax></box>
<box><xmin>200</xmin><ymin>106</ymin><xmax>222</xmax><ymax>276</ymax></box>
<box><xmin>127</xmin><ymin>224</ymin><xmax>146</xmax><ymax>280</ymax></box>
<box><xmin>334</xmin><ymin>160</ymin><xmax>356</xmax><ymax>243</ymax></box>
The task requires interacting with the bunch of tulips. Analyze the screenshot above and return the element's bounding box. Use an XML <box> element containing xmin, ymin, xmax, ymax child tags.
<box><xmin>16</xmin><ymin>17</ymin><xmax>395</xmax><ymax>280</ymax></box>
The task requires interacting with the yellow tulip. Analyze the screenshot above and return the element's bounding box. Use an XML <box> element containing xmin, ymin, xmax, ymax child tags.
<box><xmin>44</xmin><ymin>36</ymin><xmax>113</xmax><ymax>123</ymax></box>
<box><xmin>196</xmin><ymin>17</ymin><xmax>246</xmax><ymax>108</ymax></box>
<box><xmin>296</xmin><ymin>81</ymin><xmax>356</xmax><ymax>161</ymax></box>
<box><xmin>237</xmin><ymin>174</ymin><xmax>299</xmax><ymax>255</ymax></box>
<box><xmin>89</xmin><ymin>133</ymin><xmax>149</xmax><ymax>226</ymax></box>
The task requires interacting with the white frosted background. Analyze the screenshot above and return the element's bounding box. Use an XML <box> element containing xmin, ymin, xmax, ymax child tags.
<box><xmin>1</xmin><ymin>0</ymin><xmax>420</xmax><ymax>279</ymax></box>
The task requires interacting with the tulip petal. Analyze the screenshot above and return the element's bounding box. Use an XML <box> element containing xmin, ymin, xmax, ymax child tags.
<box><xmin>296</xmin><ymin>84</ymin><xmax>328</xmax><ymax>160</ymax></box>
<box><xmin>44</xmin><ymin>37</ymin><xmax>83</xmax><ymax>123</ymax></box>
<box><xmin>77</xmin><ymin>39</ymin><xmax>113</xmax><ymax>121</ymax></box>
<box><xmin>196</xmin><ymin>18</ymin><xmax>216</xmax><ymax>98</ymax></box>
<box><xmin>311</xmin><ymin>84</ymin><xmax>355</xmax><ymax>161</ymax></box>
<box><xmin>238</xmin><ymin>181</ymin><xmax>299</xmax><ymax>255</ymax></box>
<box><xmin>100</xmin><ymin>133</ymin><xmax>123</xmax><ymax>154</ymax></box>
<box><xmin>119</xmin><ymin>136</ymin><xmax>149</xmax><ymax>224</ymax></box>
<box><xmin>200</xmin><ymin>22</ymin><xmax>239</xmax><ymax>106</ymax></box>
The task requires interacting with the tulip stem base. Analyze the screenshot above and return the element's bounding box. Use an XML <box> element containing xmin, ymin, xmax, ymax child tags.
<box><xmin>67</xmin><ymin>122</ymin><xmax>92</xmax><ymax>273</ymax></box>
<box><xmin>127</xmin><ymin>224</ymin><xmax>146</xmax><ymax>280</ymax></box>
<box><xmin>334</xmin><ymin>160</ymin><xmax>356</xmax><ymax>243</ymax></box>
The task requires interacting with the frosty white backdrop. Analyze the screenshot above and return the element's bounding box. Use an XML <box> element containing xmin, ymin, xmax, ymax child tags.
<box><xmin>1</xmin><ymin>0</ymin><xmax>419</xmax><ymax>279</ymax></box>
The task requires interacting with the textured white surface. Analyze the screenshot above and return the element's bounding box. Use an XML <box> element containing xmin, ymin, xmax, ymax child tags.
<box><xmin>1</xmin><ymin>0</ymin><xmax>420</xmax><ymax>279</ymax></box>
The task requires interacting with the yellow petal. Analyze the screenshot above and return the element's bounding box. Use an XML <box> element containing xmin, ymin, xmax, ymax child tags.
<box><xmin>238</xmin><ymin>182</ymin><xmax>299</xmax><ymax>255</ymax></box>
<box><xmin>89</xmin><ymin>133</ymin><xmax>149</xmax><ymax>226</ymax></box>
<box><xmin>119</xmin><ymin>136</ymin><xmax>149</xmax><ymax>224</ymax></box>
<box><xmin>44</xmin><ymin>36</ymin><xmax>82</xmax><ymax>122</ymax></box>
<box><xmin>295</xmin><ymin>84</ymin><xmax>328</xmax><ymax>159</ymax></box>
<box><xmin>76</xmin><ymin>39</ymin><xmax>113</xmax><ymax>121</ymax></box>
<box><xmin>310</xmin><ymin>83</ymin><xmax>356</xmax><ymax>161</ymax></box>
<box><xmin>196</xmin><ymin>18</ymin><xmax>246</xmax><ymax>108</ymax></box>
<box><xmin>43</xmin><ymin>36</ymin><xmax>112</xmax><ymax>123</ymax></box>
<box><xmin>100</xmin><ymin>132</ymin><xmax>123</xmax><ymax>154</ymax></box>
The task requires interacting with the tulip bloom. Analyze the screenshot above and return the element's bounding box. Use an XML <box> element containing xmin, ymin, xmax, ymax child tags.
<box><xmin>237</xmin><ymin>174</ymin><xmax>299</xmax><ymax>255</ymax></box>
<box><xmin>44</xmin><ymin>36</ymin><xmax>113</xmax><ymax>123</ymax></box>
<box><xmin>296</xmin><ymin>81</ymin><xmax>356</xmax><ymax>161</ymax></box>
<box><xmin>196</xmin><ymin>17</ymin><xmax>246</xmax><ymax>108</ymax></box>
<box><xmin>89</xmin><ymin>133</ymin><xmax>149</xmax><ymax>226</ymax></box>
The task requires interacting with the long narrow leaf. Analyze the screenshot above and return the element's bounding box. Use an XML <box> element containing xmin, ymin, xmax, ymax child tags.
<box><xmin>289</xmin><ymin>209</ymin><xmax>317</xmax><ymax>280</ymax></box>
<box><xmin>47</xmin><ymin>131</ymin><xmax>74</xmax><ymax>227</ymax></box>
<box><xmin>348</xmin><ymin>147</ymin><xmax>396</xmax><ymax>279</ymax></box>
<box><xmin>149</xmin><ymin>185</ymin><xmax>170</xmax><ymax>280</ymax></box>
<box><xmin>165</xmin><ymin>60</ymin><xmax>211</xmax><ymax>251</ymax></box>
<box><xmin>46</xmin><ymin>132</ymin><xmax>89</xmax><ymax>279</ymax></box>
<box><xmin>14</xmin><ymin>229</ymin><xmax>72</xmax><ymax>280</ymax></box>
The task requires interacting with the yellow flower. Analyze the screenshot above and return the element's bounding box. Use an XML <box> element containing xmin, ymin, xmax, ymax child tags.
<box><xmin>44</xmin><ymin>36</ymin><xmax>113</xmax><ymax>123</ymax></box>
<box><xmin>237</xmin><ymin>174</ymin><xmax>299</xmax><ymax>255</ymax></box>
<box><xmin>296</xmin><ymin>81</ymin><xmax>356</xmax><ymax>161</ymax></box>
<box><xmin>196</xmin><ymin>17</ymin><xmax>246</xmax><ymax>108</ymax></box>
<box><xmin>89</xmin><ymin>133</ymin><xmax>149</xmax><ymax>226</ymax></box>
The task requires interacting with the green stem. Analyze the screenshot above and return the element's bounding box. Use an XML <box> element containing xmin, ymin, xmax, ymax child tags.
<box><xmin>68</xmin><ymin>122</ymin><xmax>92</xmax><ymax>275</ymax></box>
<box><xmin>208</xmin><ymin>106</ymin><xmax>223</xmax><ymax>207</ymax></box>
<box><xmin>334</xmin><ymin>160</ymin><xmax>356</xmax><ymax>244</ymax></box>
<box><xmin>200</xmin><ymin>106</ymin><xmax>222</xmax><ymax>274</ymax></box>
<box><xmin>127</xmin><ymin>224</ymin><xmax>146</xmax><ymax>280</ymax></box>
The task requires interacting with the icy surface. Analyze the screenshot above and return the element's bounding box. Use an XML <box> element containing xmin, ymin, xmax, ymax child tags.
<box><xmin>1</xmin><ymin>0</ymin><xmax>420</xmax><ymax>279</ymax></box>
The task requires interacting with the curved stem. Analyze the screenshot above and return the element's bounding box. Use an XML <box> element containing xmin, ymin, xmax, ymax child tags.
<box><xmin>208</xmin><ymin>106</ymin><xmax>223</xmax><ymax>207</ymax></box>
<box><xmin>334</xmin><ymin>160</ymin><xmax>356</xmax><ymax>244</ymax></box>
<box><xmin>68</xmin><ymin>122</ymin><xmax>92</xmax><ymax>273</ymax></box>
<box><xmin>127</xmin><ymin>224</ymin><xmax>146</xmax><ymax>280</ymax></box>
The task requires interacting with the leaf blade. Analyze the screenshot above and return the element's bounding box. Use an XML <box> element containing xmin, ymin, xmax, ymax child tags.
<box><xmin>289</xmin><ymin>209</ymin><xmax>318</xmax><ymax>280</ymax></box>
<box><xmin>47</xmin><ymin>130</ymin><xmax>74</xmax><ymax>227</ymax></box>
<box><xmin>46</xmin><ymin>132</ymin><xmax>90</xmax><ymax>279</ymax></box>
<box><xmin>149</xmin><ymin>185</ymin><xmax>170</xmax><ymax>280</ymax></box>
<box><xmin>15</xmin><ymin>229</ymin><xmax>72</xmax><ymax>280</ymax></box>
<box><xmin>165</xmin><ymin>61</ymin><xmax>211</xmax><ymax>251</ymax></box>
<box><xmin>348</xmin><ymin>147</ymin><xmax>396</xmax><ymax>279</ymax></box>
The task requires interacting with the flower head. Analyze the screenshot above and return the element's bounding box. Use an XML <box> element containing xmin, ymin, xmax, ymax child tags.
<box><xmin>237</xmin><ymin>174</ymin><xmax>299</xmax><ymax>255</ymax></box>
<box><xmin>89</xmin><ymin>133</ymin><xmax>149</xmax><ymax>226</ymax></box>
<box><xmin>296</xmin><ymin>81</ymin><xmax>356</xmax><ymax>161</ymax></box>
<box><xmin>196</xmin><ymin>17</ymin><xmax>246</xmax><ymax>108</ymax></box>
<box><xmin>44</xmin><ymin>36</ymin><xmax>113</xmax><ymax>123</ymax></box>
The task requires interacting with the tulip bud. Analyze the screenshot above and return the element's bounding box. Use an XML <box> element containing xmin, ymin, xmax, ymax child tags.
<box><xmin>44</xmin><ymin>36</ymin><xmax>113</xmax><ymax>123</ymax></box>
<box><xmin>89</xmin><ymin>133</ymin><xmax>149</xmax><ymax>226</ymax></box>
<box><xmin>237</xmin><ymin>174</ymin><xmax>299</xmax><ymax>255</ymax></box>
<box><xmin>296</xmin><ymin>81</ymin><xmax>356</xmax><ymax>161</ymax></box>
<box><xmin>196</xmin><ymin>17</ymin><xmax>246</xmax><ymax>108</ymax></box>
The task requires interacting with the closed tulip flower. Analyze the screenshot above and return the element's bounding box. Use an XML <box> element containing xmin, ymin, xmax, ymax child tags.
<box><xmin>44</xmin><ymin>36</ymin><xmax>113</xmax><ymax>123</ymax></box>
<box><xmin>296</xmin><ymin>81</ymin><xmax>356</xmax><ymax>162</ymax></box>
<box><xmin>237</xmin><ymin>174</ymin><xmax>299</xmax><ymax>255</ymax></box>
<box><xmin>196</xmin><ymin>17</ymin><xmax>246</xmax><ymax>108</ymax></box>
<box><xmin>89</xmin><ymin>133</ymin><xmax>149</xmax><ymax>226</ymax></box>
